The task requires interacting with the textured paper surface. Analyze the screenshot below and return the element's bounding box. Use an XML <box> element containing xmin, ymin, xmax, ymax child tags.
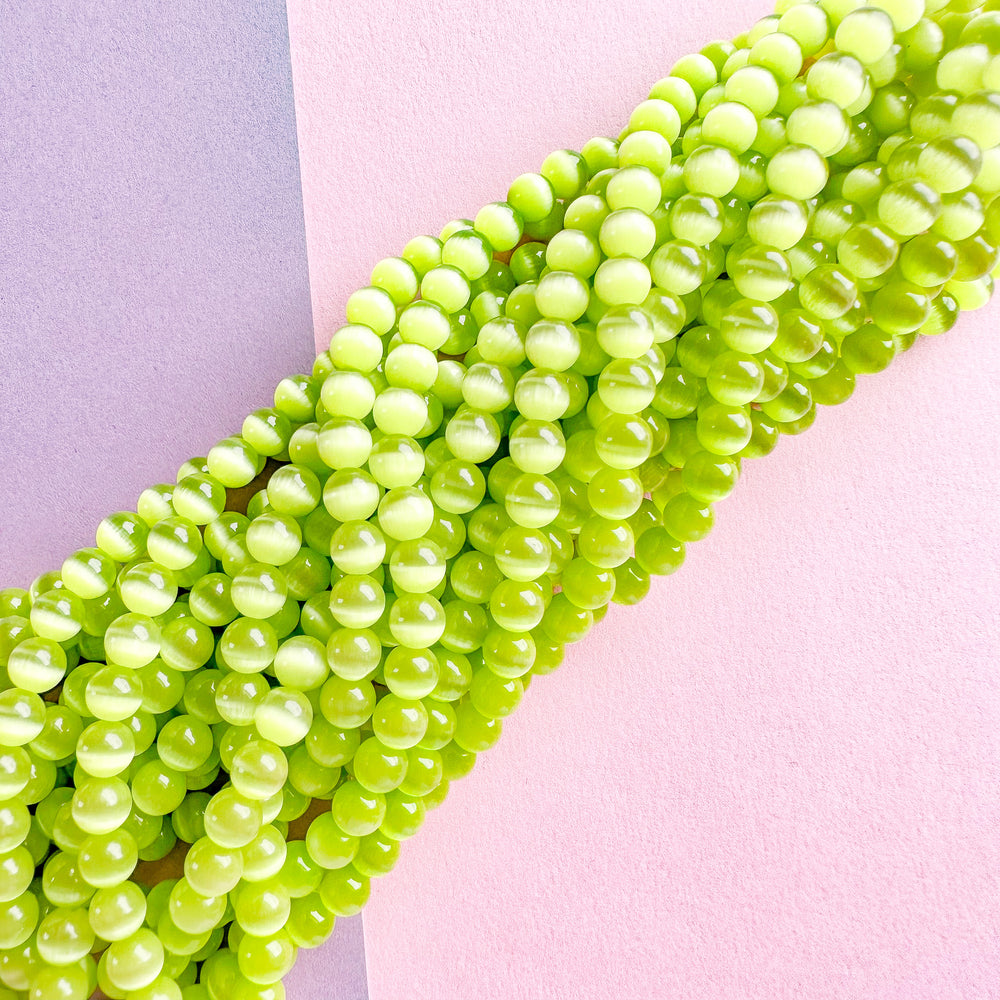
<box><xmin>287</xmin><ymin>1</ymin><xmax>1000</xmax><ymax>997</ymax></box>
<box><xmin>0</xmin><ymin>0</ymin><xmax>316</xmax><ymax>586</ymax></box>
<box><xmin>0</xmin><ymin>3</ymin><xmax>367</xmax><ymax>996</ymax></box>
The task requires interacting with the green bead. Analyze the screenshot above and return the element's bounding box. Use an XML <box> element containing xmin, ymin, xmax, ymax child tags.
<box><xmin>870</xmin><ymin>281</ymin><xmax>931</xmax><ymax>334</ymax></box>
<box><xmin>627</xmin><ymin>98</ymin><xmax>681</xmax><ymax>142</ymax></box>
<box><xmin>797</xmin><ymin>265</ymin><xmax>857</xmax><ymax>320</ymax></box>
<box><xmin>837</xmin><ymin>222</ymin><xmax>899</xmax><ymax>279</ymax></box>
<box><xmin>593</xmin><ymin>258</ymin><xmax>652</xmax><ymax>306</ymax></box>
<box><xmin>61</xmin><ymin>549</ymin><xmax>117</xmax><ymax>601</ymax></box>
<box><xmin>219</xmin><ymin>618</ymin><xmax>278</xmax><ymax>674</ymax></box>
<box><xmin>7</xmin><ymin>637</ymin><xmax>67</xmax><ymax>694</ymax></box>
<box><xmin>540</xmin><ymin>148</ymin><xmax>587</xmax><ymax>200</ymax></box>
<box><xmin>598</xmin><ymin>359</ymin><xmax>656</xmax><ymax>413</ymax></box>
<box><xmin>706</xmin><ymin>351</ymin><xmax>765</xmax><ymax>405</ymax></box>
<box><xmin>507</xmin><ymin>172</ymin><xmax>556</xmax><ymax>223</ymax></box>
<box><xmin>841</xmin><ymin>326</ymin><xmax>897</xmax><ymax>374</ymax></box>
<box><xmin>650</xmin><ymin>241</ymin><xmax>708</xmax><ymax>295</ymax></box>
<box><xmin>473</xmin><ymin>202</ymin><xmax>523</xmax><ymax>252</ymax></box>
<box><xmin>564</xmin><ymin>194</ymin><xmax>610</xmax><ymax>237</ymax></box>
<box><xmin>444</xmin><ymin>406</ymin><xmax>502</xmax><ymax>461</ymax></box>
<box><xmin>747</xmin><ymin>196</ymin><xmax>808</xmax><ymax>250</ymax></box>
<box><xmin>273</xmin><ymin>373</ymin><xmax>319</xmax><ymax>422</ymax></box>
<box><xmin>877</xmin><ymin>179</ymin><xmax>942</xmax><ymax>236</ymax></box>
<box><xmin>720</xmin><ymin>298</ymin><xmax>779</xmax><ymax>353</ymax></box>
<box><xmin>760</xmin><ymin>377</ymin><xmax>813</xmax><ymax>422</ymax></box>
<box><xmin>402</xmin><ymin>234</ymin><xmax>442</xmax><ymax>277</ymax></box>
<box><xmin>319</xmin><ymin>865</ymin><xmax>370</xmax><ymax>917</ymax></box>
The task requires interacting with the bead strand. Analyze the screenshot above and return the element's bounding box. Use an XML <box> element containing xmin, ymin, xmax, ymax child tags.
<box><xmin>2</xmin><ymin>0</ymin><xmax>1000</xmax><ymax>995</ymax></box>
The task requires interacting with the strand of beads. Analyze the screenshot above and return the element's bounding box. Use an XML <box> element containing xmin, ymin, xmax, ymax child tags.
<box><xmin>2</xmin><ymin>0</ymin><xmax>1000</xmax><ymax>996</ymax></box>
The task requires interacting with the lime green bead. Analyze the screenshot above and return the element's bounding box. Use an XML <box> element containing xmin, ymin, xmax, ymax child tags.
<box><xmin>104</xmin><ymin>612</ymin><xmax>160</xmax><ymax>669</ymax></box>
<box><xmin>724</xmin><ymin>64</ymin><xmax>780</xmax><ymax>117</ymax></box>
<box><xmin>599</xmin><ymin>208</ymin><xmax>656</xmax><ymax>260</ymax></box>
<box><xmin>618</xmin><ymin>130</ymin><xmax>673</xmax><ymax>173</ymax></box>
<box><xmin>779</xmin><ymin>3</ymin><xmax>830</xmax><ymax>55</ymax></box>
<box><xmin>60</xmin><ymin>549</ymin><xmax>117</xmax><ymax>601</ymax></box>
<box><xmin>330</xmin><ymin>781</ymin><xmax>385</xmax><ymax>838</ymax></box>
<box><xmin>870</xmin><ymin>281</ymin><xmax>931</xmax><ymax>334</ymax></box>
<box><xmin>130</xmin><ymin>759</ymin><xmax>186</xmax><ymax>818</ymax></box>
<box><xmin>586</xmin><ymin>467</ymin><xmax>643</xmax><ymax>520</ymax></box>
<box><xmin>597</xmin><ymin>358</ymin><xmax>657</xmax><ymax>414</ymax></box>
<box><xmin>797</xmin><ymin>265</ymin><xmax>857</xmax><ymax>320</ymax></box>
<box><xmin>720</xmin><ymin>298</ymin><xmax>779</xmax><ymax>353</ymax></box>
<box><xmin>145</xmin><ymin>517</ymin><xmax>202</xmax><ymax>571</ymax></box>
<box><xmin>116</xmin><ymin>562</ymin><xmax>177</xmax><ymax>617</ymax></box>
<box><xmin>402</xmin><ymin>234</ymin><xmax>442</xmax><ymax>277</ymax></box>
<box><xmin>440</xmin><ymin>231</ymin><xmax>492</xmax><ymax>282</ymax></box>
<box><xmin>681</xmin><ymin>176</ymin><xmax>729</xmax><ymax>233</ymax></box>
<box><xmin>350</xmin><ymin>736</ymin><xmax>407</xmax><ymax>794</ymax></box>
<box><xmin>219</xmin><ymin>618</ymin><xmax>278</xmax><ymax>674</ymax></box>
<box><xmin>7</xmin><ymin>637</ymin><xmax>66</xmax><ymax>693</ymax></box>
<box><xmin>319</xmin><ymin>864</ymin><xmax>370</xmax><ymax>918</ymax></box>
<box><xmin>157</xmin><ymin>616</ymin><xmax>213</xmax><ymax>673</ymax></box>
<box><xmin>760</xmin><ymin>377</ymin><xmax>812</xmax><ymax>422</ymax></box>
<box><xmin>878</xmin><ymin>179</ymin><xmax>942</xmax><ymax>236</ymax></box>
<box><xmin>385</xmin><ymin>592</ymin><xmax>444</xmax><ymax>647</ymax></box>
<box><xmin>241</xmin><ymin>409</ymin><xmax>291</xmax><ymax>460</ymax></box>
<box><xmin>953</xmin><ymin>233</ymin><xmax>999</xmax><ymax>281</ymax></box>
<box><xmin>747</xmin><ymin>196</ymin><xmax>808</xmax><ymax>250</ymax></box>
<box><xmin>344</xmin><ymin>287</ymin><xmax>396</xmax><ymax>338</ymax></box>
<box><xmin>88</xmin><ymin>882</ymin><xmax>146</xmax><ymax>941</ymax></box>
<box><xmin>0</xmin><ymin>892</ymin><xmax>39</xmax><ymax>950</ymax></box>
<box><xmin>451</xmin><ymin>699</ymin><xmax>501</xmax><ymax>753</ymax></box>
<box><xmin>78</xmin><ymin>828</ymin><xmax>139</xmax><ymax>885</ymax></box>
<box><xmin>501</xmin><ymin>472</ymin><xmax>558</xmax><ymax>529</ymax></box>
<box><xmin>138</xmin><ymin>484</ymin><xmax>176</xmax><ymax>526</ymax></box>
<box><xmin>230</xmin><ymin>740</ymin><xmax>288</xmax><ymax>802</ymax></box>
<box><xmin>507</xmin><ymin>172</ymin><xmax>556</xmax><ymax>223</ymax></box>
<box><xmin>102</xmin><ymin>928</ymin><xmax>164</xmax><ymax>992</ymax></box>
<box><xmin>557</xmin><ymin>556</ymin><xmax>615</xmax><ymax>611</ymax></box>
<box><xmin>444</xmin><ymin>406</ymin><xmax>503</xmax><ymax>462</ymax></box>
<box><xmin>473</xmin><ymin>202</ymin><xmax>523</xmax><ymax>252</ymax></box>
<box><xmin>706</xmin><ymin>351</ymin><xmax>765</xmax><ymax>405</ymax></box>
<box><xmin>671</xmin><ymin>50</ymin><xmax>719</xmax><ymax>98</ymax></box>
<box><xmin>466</xmin><ymin>668</ymin><xmax>522</xmax><ymax>719</ymax></box>
<box><xmin>539</xmin><ymin>148</ymin><xmax>588</xmax><ymax>200</ymax></box>
<box><xmin>71</xmin><ymin>777</ymin><xmax>131</xmax><ymax>835</ymax></box>
<box><xmin>898</xmin><ymin>233</ymin><xmax>958</xmax><ymax>286</ymax></box>
<box><xmin>591</xmin><ymin>257</ymin><xmax>651</xmax><ymax>306</ymax></box>
<box><xmin>461</xmin><ymin>362</ymin><xmax>514</xmax><ymax>413</ymax></box>
<box><xmin>648</xmin><ymin>240</ymin><xmax>705</xmax><ymax>296</ymax></box>
<box><xmin>837</xmin><ymin>222</ymin><xmax>899</xmax><ymax>279</ymax></box>
<box><xmin>35</xmin><ymin>906</ymin><xmax>95</xmax><ymax>966</ymax></box>
<box><xmin>75</xmin><ymin>721</ymin><xmax>134</xmax><ymax>778</ymax></box>
<box><xmin>682</xmin><ymin>145</ymin><xmax>741</xmax><ymax>199</ymax></box>
<box><xmin>386</xmin><ymin>539</ymin><xmax>444</xmax><ymax>595</ymax></box>
<box><xmin>937</xmin><ymin>42</ymin><xmax>990</xmax><ymax>96</ymax></box>
<box><xmin>274</xmin><ymin>375</ymin><xmax>319</xmax><ymax>423</ymax></box>
<box><xmin>729</xmin><ymin>244</ymin><xmax>793</xmax><ymax>300</ymax></box>
<box><xmin>841</xmin><ymin>325</ymin><xmax>897</xmax><ymax>374</ymax></box>
<box><xmin>749</xmin><ymin>28</ymin><xmax>804</xmax><ymax>80</ymax></box>
<box><xmin>242</xmin><ymin>514</ymin><xmax>298</xmax><ymax>567</ymax></box>
<box><xmin>591</xmin><ymin>412</ymin><xmax>650</xmax><ymax>469</ymax></box>
<box><xmin>564</xmin><ymin>194</ymin><xmax>611</xmax><ymax>237</ymax></box>
<box><xmin>696</xmin><ymin>402</ymin><xmax>753</xmax><ymax>456</ymax></box>
<box><xmin>171</xmin><ymin>473</ymin><xmax>226</xmax><ymax>526</ymax></box>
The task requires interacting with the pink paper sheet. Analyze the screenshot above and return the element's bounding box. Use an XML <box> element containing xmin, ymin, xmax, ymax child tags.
<box><xmin>287</xmin><ymin>1</ymin><xmax>1000</xmax><ymax>996</ymax></box>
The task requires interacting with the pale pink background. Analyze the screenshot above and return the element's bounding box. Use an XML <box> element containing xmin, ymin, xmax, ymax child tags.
<box><xmin>287</xmin><ymin>1</ymin><xmax>1000</xmax><ymax>997</ymax></box>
